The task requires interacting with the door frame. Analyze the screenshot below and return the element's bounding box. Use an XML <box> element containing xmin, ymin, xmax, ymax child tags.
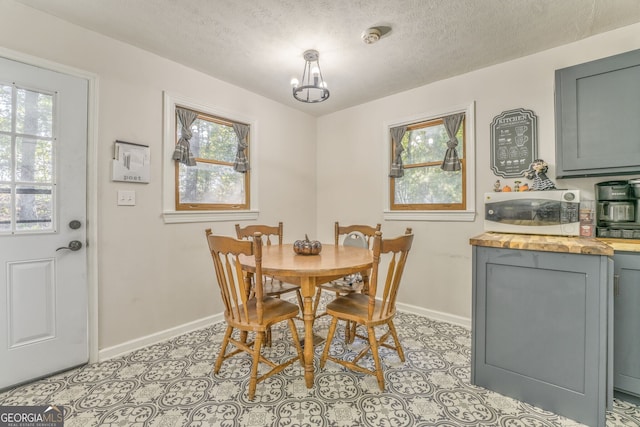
<box><xmin>0</xmin><ymin>47</ymin><xmax>99</xmax><ymax>363</ymax></box>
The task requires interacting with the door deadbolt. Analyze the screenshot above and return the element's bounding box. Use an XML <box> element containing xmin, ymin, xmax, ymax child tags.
<box><xmin>56</xmin><ymin>240</ymin><xmax>83</xmax><ymax>252</ymax></box>
<box><xmin>69</xmin><ymin>220</ymin><xmax>82</xmax><ymax>230</ymax></box>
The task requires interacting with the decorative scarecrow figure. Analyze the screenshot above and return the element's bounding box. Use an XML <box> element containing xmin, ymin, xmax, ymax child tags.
<box><xmin>525</xmin><ymin>159</ymin><xmax>556</xmax><ymax>191</ymax></box>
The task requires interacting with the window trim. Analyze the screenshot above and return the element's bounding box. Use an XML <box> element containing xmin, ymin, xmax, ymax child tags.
<box><xmin>162</xmin><ymin>91</ymin><xmax>259</xmax><ymax>223</ymax></box>
<box><xmin>390</xmin><ymin>117</ymin><xmax>466</xmax><ymax>211</ymax></box>
<box><xmin>174</xmin><ymin>109</ymin><xmax>250</xmax><ymax>211</ymax></box>
<box><xmin>383</xmin><ymin>101</ymin><xmax>476</xmax><ymax>222</ymax></box>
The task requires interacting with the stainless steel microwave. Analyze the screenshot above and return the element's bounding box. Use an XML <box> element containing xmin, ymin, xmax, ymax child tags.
<box><xmin>484</xmin><ymin>190</ymin><xmax>580</xmax><ymax>236</ymax></box>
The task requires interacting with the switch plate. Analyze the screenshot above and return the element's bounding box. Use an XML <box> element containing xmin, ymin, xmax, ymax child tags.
<box><xmin>117</xmin><ymin>190</ymin><xmax>136</xmax><ymax>206</ymax></box>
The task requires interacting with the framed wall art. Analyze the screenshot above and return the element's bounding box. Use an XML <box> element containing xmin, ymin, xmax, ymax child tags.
<box><xmin>112</xmin><ymin>140</ymin><xmax>150</xmax><ymax>183</ymax></box>
<box><xmin>490</xmin><ymin>108</ymin><xmax>538</xmax><ymax>178</ymax></box>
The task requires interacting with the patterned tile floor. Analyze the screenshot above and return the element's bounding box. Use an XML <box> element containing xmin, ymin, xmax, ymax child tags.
<box><xmin>1</xmin><ymin>302</ymin><xmax>639</xmax><ymax>426</ymax></box>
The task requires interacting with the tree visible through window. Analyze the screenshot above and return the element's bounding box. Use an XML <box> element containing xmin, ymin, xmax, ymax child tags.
<box><xmin>175</xmin><ymin>109</ymin><xmax>249</xmax><ymax>210</ymax></box>
<box><xmin>0</xmin><ymin>83</ymin><xmax>55</xmax><ymax>233</ymax></box>
<box><xmin>390</xmin><ymin>116</ymin><xmax>465</xmax><ymax>210</ymax></box>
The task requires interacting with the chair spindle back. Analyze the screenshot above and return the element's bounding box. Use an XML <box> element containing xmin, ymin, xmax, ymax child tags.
<box><xmin>368</xmin><ymin>228</ymin><xmax>413</xmax><ymax>320</ymax></box>
<box><xmin>334</xmin><ymin>222</ymin><xmax>381</xmax><ymax>248</ymax></box>
<box><xmin>206</xmin><ymin>229</ymin><xmax>264</xmax><ymax>325</ymax></box>
<box><xmin>235</xmin><ymin>222</ymin><xmax>283</xmax><ymax>245</ymax></box>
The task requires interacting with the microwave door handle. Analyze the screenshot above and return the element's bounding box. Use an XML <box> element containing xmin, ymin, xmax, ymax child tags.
<box><xmin>603</xmin><ymin>202</ymin><xmax>609</xmax><ymax>216</ymax></box>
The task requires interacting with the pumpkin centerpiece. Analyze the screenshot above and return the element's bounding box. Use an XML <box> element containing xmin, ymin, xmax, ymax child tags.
<box><xmin>293</xmin><ymin>234</ymin><xmax>322</xmax><ymax>255</ymax></box>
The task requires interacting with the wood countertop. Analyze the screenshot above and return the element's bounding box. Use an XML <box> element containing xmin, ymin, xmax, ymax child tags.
<box><xmin>597</xmin><ymin>238</ymin><xmax>640</xmax><ymax>253</ymax></box>
<box><xmin>470</xmin><ymin>232</ymin><xmax>614</xmax><ymax>256</ymax></box>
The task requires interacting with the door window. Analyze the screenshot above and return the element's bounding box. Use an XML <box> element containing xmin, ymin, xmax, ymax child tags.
<box><xmin>0</xmin><ymin>83</ymin><xmax>55</xmax><ymax>233</ymax></box>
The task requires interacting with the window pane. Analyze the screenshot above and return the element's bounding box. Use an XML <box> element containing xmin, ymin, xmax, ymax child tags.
<box><xmin>394</xmin><ymin>166</ymin><xmax>462</xmax><ymax>204</ymax></box>
<box><xmin>0</xmin><ymin>186</ymin><xmax>10</xmax><ymax>232</ymax></box>
<box><xmin>402</xmin><ymin>123</ymin><xmax>464</xmax><ymax>165</ymax></box>
<box><xmin>178</xmin><ymin>162</ymin><xmax>245</xmax><ymax>204</ymax></box>
<box><xmin>186</xmin><ymin>117</ymin><xmax>237</xmax><ymax>163</ymax></box>
<box><xmin>403</xmin><ymin>124</ymin><xmax>447</xmax><ymax>164</ymax></box>
<box><xmin>16</xmin><ymin>137</ymin><xmax>53</xmax><ymax>183</ymax></box>
<box><xmin>15</xmin><ymin>185</ymin><xmax>53</xmax><ymax>231</ymax></box>
<box><xmin>16</xmin><ymin>88</ymin><xmax>53</xmax><ymax>137</ymax></box>
<box><xmin>0</xmin><ymin>84</ymin><xmax>11</xmax><ymax>133</ymax></box>
<box><xmin>0</xmin><ymin>134</ymin><xmax>11</xmax><ymax>181</ymax></box>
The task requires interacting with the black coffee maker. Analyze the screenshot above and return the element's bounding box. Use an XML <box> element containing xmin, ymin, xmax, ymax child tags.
<box><xmin>596</xmin><ymin>180</ymin><xmax>640</xmax><ymax>238</ymax></box>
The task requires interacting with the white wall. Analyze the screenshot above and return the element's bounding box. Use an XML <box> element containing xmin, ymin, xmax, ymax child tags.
<box><xmin>2</xmin><ymin>1</ymin><xmax>640</xmax><ymax>352</ymax></box>
<box><xmin>0</xmin><ymin>2</ymin><xmax>317</xmax><ymax>350</ymax></box>
<box><xmin>316</xmin><ymin>23</ymin><xmax>640</xmax><ymax>323</ymax></box>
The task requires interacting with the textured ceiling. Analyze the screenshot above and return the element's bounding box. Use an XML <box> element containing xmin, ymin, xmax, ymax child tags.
<box><xmin>14</xmin><ymin>0</ymin><xmax>640</xmax><ymax>116</ymax></box>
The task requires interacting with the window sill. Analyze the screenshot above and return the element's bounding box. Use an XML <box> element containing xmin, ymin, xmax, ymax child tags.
<box><xmin>383</xmin><ymin>210</ymin><xmax>476</xmax><ymax>222</ymax></box>
<box><xmin>163</xmin><ymin>210</ymin><xmax>259</xmax><ymax>224</ymax></box>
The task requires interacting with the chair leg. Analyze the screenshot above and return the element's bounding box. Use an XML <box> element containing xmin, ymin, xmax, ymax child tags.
<box><xmin>345</xmin><ymin>320</ymin><xmax>352</xmax><ymax>343</ymax></box>
<box><xmin>266</xmin><ymin>328</ymin><xmax>272</xmax><ymax>348</ymax></box>
<box><xmin>215</xmin><ymin>325</ymin><xmax>233</xmax><ymax>374</ymax></box>
<box><xmin>312</xmin><ymin>286</ymin><xmax>323</xmax><ymax>318</ymax></box>
<box><xmin>367</xmin><ymin>326</ymin><xmax>384</xmax><ymax>391</ymax></box>
<box><xmin>248</xmin><ymin>331</ymin><xmax>264</xmax><ymax>400</ymax></box>
<box><xmin>346</xmin><ymin>321</ymin><xmax>358</xmax><ymax>344</ymax></box>
<box><xmin>265</xmin><ymin>297</ymin><xmax>282</xmax><ymax>347</ymax></box>
<box><xmin>320</xmin><ymin>317</ymin><xmax>339</xmax><ymax>368</ymax></box>
<box><xmin>296</xmin><ymin>289</ymin><xmax>304</xmax><ymax>311</ymax></box>
<box><xmin>287</xmin><ymin>318</ymin><xmax>305</xmax><ymax>367</ymax></box>
<box><xmin>387</xmin><ymin>320</ymin><xmax>405</xmax><ymax>362</ymax></box>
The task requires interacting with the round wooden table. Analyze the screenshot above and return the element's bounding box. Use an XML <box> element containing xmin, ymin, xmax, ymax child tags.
<box><xmin>239</xmin><ymin>243</ymin><xmax>373</xmax><ymax>388</ymax></box>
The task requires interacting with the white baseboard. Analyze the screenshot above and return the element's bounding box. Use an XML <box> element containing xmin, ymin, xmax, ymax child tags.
<box><xmin>98</xmin><ymin>313</ymin><xmax>224</xmax><ymax>361</ymax></box>
<box><xmin>397</xmin><ymin>302</ymin><xmax>471</xmax><ymax>330</ymax></box>
<box><xmin>98</xmin><ymin>304</ymin><xmax>469</xmax><ymax>361</ymax></box>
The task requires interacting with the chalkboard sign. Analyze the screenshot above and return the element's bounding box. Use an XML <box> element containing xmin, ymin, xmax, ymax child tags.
<box><xmin>490</xmin><ymin>108</ymin><xmax>537</xmax><ymax>178</ymax></box>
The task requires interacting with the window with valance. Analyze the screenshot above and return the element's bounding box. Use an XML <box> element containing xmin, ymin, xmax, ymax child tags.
<box><xmin>389</xmin><ymin>112</ymin><xmax>466</xmax><ymax>211</ymax></box>
<box><xmin>173</xmin><ymin>106</ymin><xmax>250</xmax><ymax>210</ymax></box>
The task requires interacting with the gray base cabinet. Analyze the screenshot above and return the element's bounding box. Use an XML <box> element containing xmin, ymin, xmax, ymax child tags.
<box><xmin>613</xmin><ymin>252</ymin><xmax>640</xmax><ymax>397</ymax></box>
<box><xmin>472</xmin><ymin>246</ymin><xmax>612</xmax><ymax>427</ymax></box>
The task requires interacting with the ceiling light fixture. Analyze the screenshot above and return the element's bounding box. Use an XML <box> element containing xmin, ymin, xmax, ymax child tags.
<box><xmin>291</xmin><ymin>49</ymin><xmax>330</xmax><ymax>103</ymax></box>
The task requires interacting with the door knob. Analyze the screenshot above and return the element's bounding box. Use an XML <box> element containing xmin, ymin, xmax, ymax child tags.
<box><xmin>56</xmin><ymin>240</ymin><xmax>83</xmax><ymax>252</ymax></box>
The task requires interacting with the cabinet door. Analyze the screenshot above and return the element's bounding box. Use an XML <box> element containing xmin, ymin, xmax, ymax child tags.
<box><xmin>555</xmin><ymin>49</ymin><xmax>640</xmax><ymax>178</ymax></box>
<box><xmin>614</xmin><ymin>252</ymin><xmax>640</xmax><ymax>396</ymax></box>
<box><xmin>472</xmin><ymin>247</ymin><xmax>610</xmax><ymax>427</ymax></box>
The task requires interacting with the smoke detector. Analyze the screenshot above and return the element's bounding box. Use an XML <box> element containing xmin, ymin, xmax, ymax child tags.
<box><xmin>361</xmin><ymin>27</ymin><xmax>382</xmax><ymax>44</ymax></box>
<box><xmin>361</xmin><ymin>26</ymin><xmax>392</xmax><ymax>44</ymax></box>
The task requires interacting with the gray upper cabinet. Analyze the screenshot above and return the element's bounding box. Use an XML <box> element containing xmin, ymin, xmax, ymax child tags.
<box><xmin>555</xmin><ymin>49</ymin><xmax>640</xmax><ymax>178</ymax></box>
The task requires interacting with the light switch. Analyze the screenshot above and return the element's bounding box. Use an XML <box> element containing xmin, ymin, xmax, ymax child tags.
<box><xmin>117</xmin><ymin>190</ymin><xmax>136</xmax><ymax>206</ymax></box>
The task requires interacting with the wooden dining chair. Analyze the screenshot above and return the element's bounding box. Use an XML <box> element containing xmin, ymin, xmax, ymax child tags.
<box><xmin>320</xmin><ymin>228</ymin><xmax>414</xmax><ymax>391</ymax></box>
<box><xmin>313</xmin><ymin>222</ymin><xmax>381</xmax><ymax>342</ymax></box>
<box><xmin>313</xmin><ymin>222</ymin><xmax>381</xmax><ymax>316</ymax></box>
<box><xmin>235</xmin><ymin>222</ymin><xmax>304</xmax><ymax>307</ymax></box>
<box><xmin>236</xmin><ymin>222</ymin><xmax>304</xmax><ymax>345</ymax></box>
<box><xmin>205</xmin><ymin>229</ymin><xmax>304</xmax><ymax>400</ymax></box>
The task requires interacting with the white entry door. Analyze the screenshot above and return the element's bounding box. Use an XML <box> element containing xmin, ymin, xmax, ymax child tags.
<box><xmin>0</xmin><ymin>57</ymin><xmax>88</xmax><ymax>389</ymax></box>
